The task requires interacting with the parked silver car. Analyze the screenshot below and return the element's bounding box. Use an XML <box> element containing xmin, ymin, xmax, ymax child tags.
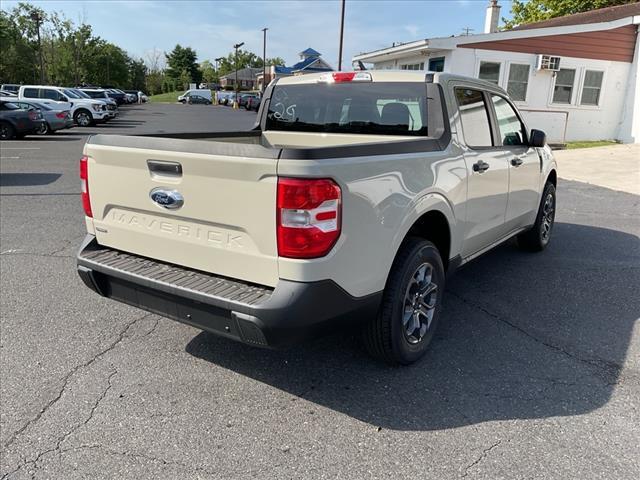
<box><xmin>1</xmin><ymin>97</ymin><xmax>73</xmax><ymax>134</ymax></box>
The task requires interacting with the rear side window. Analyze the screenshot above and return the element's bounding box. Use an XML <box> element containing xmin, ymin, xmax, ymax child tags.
<box><xmin>22</xmin><ymin>88</ymin><xmax>39</xmax><ymax>98</ymax></box>
<box><xmin>265</xmin><ymin>82</ymin><xmax>429</xmax><ymax>136</ymax></box>
<box><xmin>455</xmin><ymin>88</ymin><xmax>493</xmax><ymax>147</ymax></box>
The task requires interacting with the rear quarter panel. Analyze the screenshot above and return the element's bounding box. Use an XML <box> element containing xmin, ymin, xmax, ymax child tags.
<box><xmin>277</xmin><ymin>143</ymin><xmax>467</xmax><ymax>297</ymax></box>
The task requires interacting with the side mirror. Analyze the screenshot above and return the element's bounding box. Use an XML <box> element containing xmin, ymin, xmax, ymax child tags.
<box><xmin>61</xmin><ymin>96</ymin><xmax>68</xmax><ymax>102</ymax></box>
<box><xmin>529</xmin><ymin>129</ymin><xmax>546</xmax><ymax>148</ymax></box>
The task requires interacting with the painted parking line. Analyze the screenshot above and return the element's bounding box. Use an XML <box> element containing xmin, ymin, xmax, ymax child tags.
<box><xmin>0</xmin><ymin>156</ymin><xmax>20</xmax><ymax>159</ymax></box>
<box><xmin>0</xmin><ymin>148</ymin><xmax>41</xmax><ymax>150</ymax></box>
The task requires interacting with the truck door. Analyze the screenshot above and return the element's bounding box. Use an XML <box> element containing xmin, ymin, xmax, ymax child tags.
<box><xmin>454</xmin><ymin>87</ymin><xmax>510</xmax><ymax>257</ymax></box>
<box><xmin>488</xmin><ymin>94</ymin><xmax>541</xmax><ymax>231</ymax></box>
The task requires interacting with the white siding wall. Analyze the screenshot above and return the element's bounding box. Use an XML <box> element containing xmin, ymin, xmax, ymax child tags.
<box><xmin>617</xmin><ymin>32</ymin><xmax>640</xmax><ymax>143</ymax></box>
<box><xmin>448</xmin><ymin>48</ymin><xmax>631</xmax><ymax>143</ymax></box>
<box><xmin>372</xmin><ymin>47</ymin><xmax>635</xmax><ymax>143</ymax></box>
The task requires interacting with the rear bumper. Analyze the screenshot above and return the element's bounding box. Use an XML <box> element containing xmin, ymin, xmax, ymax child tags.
<box><xmin>77</xmin><ymin>235</ymin><xmax>381</xmax><ymax>348</ymax></box>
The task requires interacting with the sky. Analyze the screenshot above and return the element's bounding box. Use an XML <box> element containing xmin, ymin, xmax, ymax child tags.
<box><xmin>2</xmin><ymin>0</ymin><xmax>515</xmax><ymax>68</ymax></box>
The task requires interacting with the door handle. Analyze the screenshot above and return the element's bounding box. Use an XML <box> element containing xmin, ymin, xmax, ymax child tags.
<box><xmin>473</xmin><ymin>160</ymin><xmax>490</xmax><ymax>173</ymax></box>
<box><xmin>511</xmin><ymin>157</ymin><xmax>524</xmax><ymax>167</ymax></box>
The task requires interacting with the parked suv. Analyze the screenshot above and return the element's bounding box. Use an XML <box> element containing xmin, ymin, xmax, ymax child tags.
<box><xmin>76</xmin><ymin>71</ymin><xmax>557</xmax><ymax>365</ymax></box>
<box><xmin>18</xmin><ymin>86</ymin><xmax>110</xmax><ymax>126</ymax></box>
<box><xmin>77</xmin><ymin>88</ymin><xmax>118</xmax><ymax>118</ymax></box>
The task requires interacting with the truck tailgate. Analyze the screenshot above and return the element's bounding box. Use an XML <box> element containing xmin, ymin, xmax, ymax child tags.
<box><xmin>84</xmin><ymin>135</ymin><xmax>280</xmax><ymax>287</ymax></box>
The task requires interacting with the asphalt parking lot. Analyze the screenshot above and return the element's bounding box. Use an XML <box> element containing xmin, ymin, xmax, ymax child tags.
<box><xmin>1</xmin><ymin>103</ymin><xmax>638</xmax><ymax>479</ymax></box>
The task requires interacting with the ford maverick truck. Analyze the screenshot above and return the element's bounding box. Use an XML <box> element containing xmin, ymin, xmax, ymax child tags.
<box><xmin>76</xmin><ymin>71</ymin><xmax>557</xmax><ymax>365</ymax></box>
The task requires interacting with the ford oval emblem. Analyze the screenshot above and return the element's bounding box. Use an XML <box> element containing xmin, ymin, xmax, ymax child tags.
<box><xmin>150</xmin><ymin>188</ymin><xmax>184</xmax><ymax>210</ymax></box>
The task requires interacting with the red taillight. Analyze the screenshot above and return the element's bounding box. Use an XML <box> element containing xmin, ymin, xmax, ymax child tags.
<box><xmin>277</xmin><ymin>178</ymin><xmax>341</xmax><ymax>259</ymax></box>
<box><xmin>56</xmin><ymin>111</ymin><xmax>67</xmax><ymax>119</ymax></box>
<box><xmin>332</xmin><ymin>72</ymin><xmax>356</xmax><ymax>82</ymax></box>
<box><xmin>80</xmin><ymin>155</ymin><xmax>92</xmax><ymax>217</ymax></box>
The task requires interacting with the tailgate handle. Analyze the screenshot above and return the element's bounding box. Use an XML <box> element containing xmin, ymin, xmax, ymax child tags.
<box><xmin>147</xmin><ymin>160</ymin><xmax>182</xmax><ymax>177</ymax></box>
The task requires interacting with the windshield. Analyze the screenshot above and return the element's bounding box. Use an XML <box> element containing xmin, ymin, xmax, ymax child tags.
<box><xmin>265</xmin><ymin>82</ymin><xmax>429</xmax><ymax>136</ymax></box>
<box><xmin>73</xmin><ymin>89</ymin><xmax>91</xmax><ymax>99</ymax></box>
<box><xmin>62</xmin><ymin>89</ymin><xmax>81</xmax><ymax>99</ymax></box>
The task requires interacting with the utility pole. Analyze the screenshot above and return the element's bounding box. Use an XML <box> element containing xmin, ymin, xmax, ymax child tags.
<box><xmin>30</xmin><ymin>11</ymin><xmax>45</xmax><ymax>84</ymax></box>
<box><xmin>261</xmin><ymin>27</ymin><xmax>268</xmax><ymax>93</ymax></box>
<box><xmin>214</xmin><ymin>56</ymin><xmax>224</xmax><ymax>105</ymax></box>
<box><xmin>233</xmin><ymin>42</ymin><xmax>244</xmax><ymax>109</ymax></box>
<box><xmin>338</xmin><ymin>0</ymin><xmax>346</xmax><ymax>71</ymax></box>
<box><xmin>461</xmin><ymin>27</ymin><xmax>474</xmax><ymax>36</ymax></box>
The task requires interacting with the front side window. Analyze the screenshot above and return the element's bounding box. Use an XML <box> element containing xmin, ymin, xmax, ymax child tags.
<box><xmin>42</xmin><ymin>89</ymin><xmax>61</xmax><ymax>101</ymax></box>
<box><xmin>455</xmin><ymin>88</ymin><xmax>493</xmax><ymax>147</ymax></box>
<box><xmin>580</xmin><ymin>70</ymin><xmax>603</xmax><ymax>106</ymax></box>
<box><xmin>507</xmin><ymin>64</ymin><xmax>530</xmax><ymax>102</ymax></box>
<box><xmin>478</xmin><ymin>61</ymin><xmax>501</xmax><ymax>85</ymax></box>
<box><xmin>491</xmin><ymin>95</ymin><xmax>526</xmax><ymax>146</ymax></box>
<box><xmin>552</xmin><ymin>68</ymin><xmax>575</xmax><ymax>104</ymax></box>
<box><xmin>266</xmin><ymin>82</ymin><xmax>429</xmax><ymax>136</ymax></box>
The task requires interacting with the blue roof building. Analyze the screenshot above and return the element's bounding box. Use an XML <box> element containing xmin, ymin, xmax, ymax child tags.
<box><xmin>256</xmin><ymin>47</ymin><xmax>333</xmax><ymax>90</ymax></box>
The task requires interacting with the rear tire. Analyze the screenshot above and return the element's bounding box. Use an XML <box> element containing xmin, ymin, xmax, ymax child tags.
<box><xmin>364</xmin><ymin>237</ymin><xmax>445</xmax><ymax>365</ymax></box>
<box><xmin>0</xmin><ymin>122</ymin><xmax>15</xmax><ymax>140</ymax></box>
<box><xmin>517</xmin><ymin>182</ymin><xmax>556</xmax><ymax>252</ymax></box>
<box><xmin>36</xmin><ymin>122</ymin><xmax>50</xmax><ymax>135</ymax></box>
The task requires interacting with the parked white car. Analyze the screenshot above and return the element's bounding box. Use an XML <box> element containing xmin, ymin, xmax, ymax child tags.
<box><xmin>18</xmin><ymin>85</ymin><xmax>110</xmax><ymax>127</ymax></box>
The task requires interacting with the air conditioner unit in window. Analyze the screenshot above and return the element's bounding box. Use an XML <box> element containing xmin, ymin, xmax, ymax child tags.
<box><xmin>536</xmin><ymin>54</ymin><xmax>561</xmax><ymax>71</ymax></box>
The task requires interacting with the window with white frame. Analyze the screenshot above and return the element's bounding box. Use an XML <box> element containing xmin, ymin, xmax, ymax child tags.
<box><xmin>478</xmin><ymin>61</ymin><xmax>501</xmax><ymax>84</ymax></box>
<box><xmin>401</xmin><ymin>62</ymin><xmax>424</xmax><ymax>70</ymax></box>
<box><xmin>552</xmin><ymin>68</ymin><xmax>576</xmax><ymax>104</ymax></box>
<box><xmin>580</xmin><ymin>70</ymin><xmax>604</xmax><ymax>106</ymax></box>
<box><xmin>507</xmin><ymin>64</ymin><xmax>529</xmax><ymax>102</ymax></box>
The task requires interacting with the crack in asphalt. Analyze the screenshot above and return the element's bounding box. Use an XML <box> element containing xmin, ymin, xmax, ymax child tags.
<box><xmin>2</xmin><ymin>368</ymin><xmax>118</xmax><ymax>480</ymax></box>
<box><xmin>54</xmin><ymin>444</ymin><xmax>221</xmax><ymax>477</ymax></box>
<box><xmin>2</xmin><ymin>313</ymin><xmax>152</xmax><ymax>455</ymax></box>
<box><xmin>461</xmin><ymin>440</ymin><xmax>502</xmax><ymax>477</ymax></box>
<box><xmin>448</xmin><ymin>291</ymin><xmax>623</xmax><ymax>381</ymax></box>
<box><xmin>0</xmin><ymin>251</ymin><xmax>74</xmax><ymax>259</ymax></box>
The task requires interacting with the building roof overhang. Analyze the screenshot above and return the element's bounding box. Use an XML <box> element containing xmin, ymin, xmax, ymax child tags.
<box><xmin>353</xmin><ymin>15</ymin><xmax>640</xmax><ymax>63</ymax></box>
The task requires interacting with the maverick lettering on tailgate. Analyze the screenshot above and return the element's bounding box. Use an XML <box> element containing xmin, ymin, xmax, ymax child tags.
<box><xmin>110</xmin><ymin>211</ymin><xmax>244</xmax><ymax>249</ymax></box>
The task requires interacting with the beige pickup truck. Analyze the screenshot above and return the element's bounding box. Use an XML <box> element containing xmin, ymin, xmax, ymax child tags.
<box><xmin>77</xmin><ymin>71</ymin><xmax>557</xmax><ymax>365</ymax></box>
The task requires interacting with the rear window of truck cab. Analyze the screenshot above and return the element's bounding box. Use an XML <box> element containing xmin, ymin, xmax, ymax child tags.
<box><xmin>265</xmin><ymin>82</ymin><xmax>430</xmax><ymax>136</ymax></box>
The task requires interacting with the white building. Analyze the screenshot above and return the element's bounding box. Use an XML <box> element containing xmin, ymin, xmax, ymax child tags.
<box><xmin>353</xmin><ymin>2</ymin><xmax>640</xmax><ymax>144</ymax></box>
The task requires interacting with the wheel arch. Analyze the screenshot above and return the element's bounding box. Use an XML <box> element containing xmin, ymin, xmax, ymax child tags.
<box><xmin>546</xmin><ymin>169</ymin><xmax>557</xmax><ymax>187</ymax></box>
<box><xmin>404</xmin><ymin>210</ymin><xmax>452</xmax><ymax>272</ymax></box>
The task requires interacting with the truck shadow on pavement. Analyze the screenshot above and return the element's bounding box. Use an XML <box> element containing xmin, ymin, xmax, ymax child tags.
<box><xmin>186</xmin><ymin>222</ymin><xmax>639</xmax><ymax>431</ymax></box>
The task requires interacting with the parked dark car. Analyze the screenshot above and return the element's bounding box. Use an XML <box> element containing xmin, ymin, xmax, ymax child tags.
<box><xmin>238</xmin><ymin>93</ymin><xmax>259</xmax><ymax>107</ymax></box>
<box><xmin>123</xmin><ymin>90</ymin><xmax>141</xmax><ymax>103</ymax></box>
<box><xmin>187</xmin><ymin>95</ymin><xmax>212</xmax><ymax>105</ymax></box>
<box><xmin>102</xmin><ymin>88</ymin><xmax>126</xmax><ymax>105</ymax></box>
<box><xmin>4</xmin><ymin>99</ymin><xmax>73</xmax><ymax>134</ymax></box>
<box><xmin>245</xmin><ymin>95</ymin><xmax>261</xmax><ymax>111</ymax></box>
<box><xmin>0</xmin><ymin>101</ymin><xmax>45</xmax><ymax>140</ymax></box>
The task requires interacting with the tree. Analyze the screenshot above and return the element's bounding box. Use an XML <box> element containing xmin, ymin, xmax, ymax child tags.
<box><xmin>215</xmin><ymin>49</ymin><xmax>287</xmax><ymax>78</ymax></box>
<box><xmin>128</xmin><ymin>58</ymin><xmax>147</xmax><ymax>91</ymax></box>
<box><xmin>0</xmin><ymin>3</ymin><xmax>140</xmax><ymax>88</ymax></box>
<box><xmin>504</xmin><ymin>0</ymin><xmax>637</xmax><ymax>29</ymax></box>
<box><xmin>199</xmin><ymin>60</ymin><xmax>216</xmax><ymax>84</ymax></box>
<box><xmin>165</xmin><ymin>44</ymin><xmax>201</xmax><ymax>84</ymax></box>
